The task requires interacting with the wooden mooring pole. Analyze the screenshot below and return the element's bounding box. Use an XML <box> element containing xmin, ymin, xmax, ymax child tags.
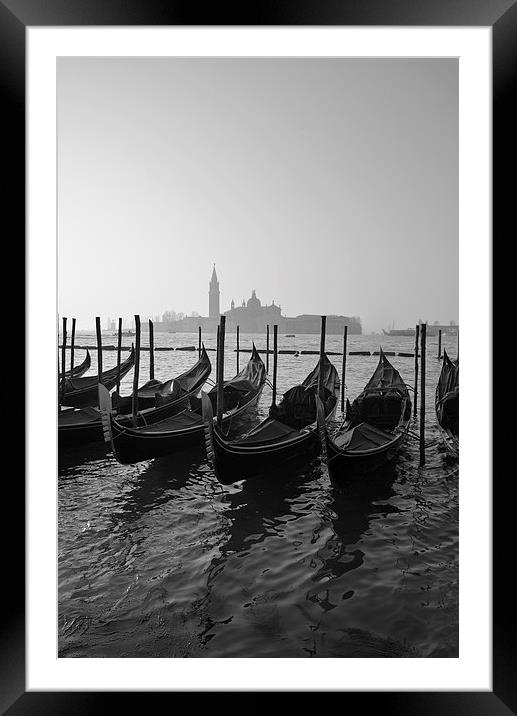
<box><xmin>60</xmin><ymin>317</ymin><xmax>67</xmax><ymax>408</ymax></box>
<box><xmin>95</xmin><ymin>316</ymin><xmax>103</xmax><ymax>384</ymax></box>
<box><xmin>413</xmin><ymin>323</ymin><xmax>420</xmax><ymax>418</ymax></box>
<box><xmin>266</xmin><ymin>324</ymin><xmax>270</xmax><ymax>373</ymax></box>
<box><xmin>236</xmin><ymin>325</ymin><xmax>240</xmax><ymax>373</ymax></box>
<box><xmin>318</xmin><ymin>316</ymin><xmax>327</xmax><ymax>400</ymax></box>
<box><xmin>216</xmin><ymin>316</ymin><xmax>226</xmax><ymax>426</ymax></box>
<box><xmin>437</xmin><ymin>329</ymin><xmax>442</xmax><ymax>359</ymax></box>
<box><xmin>149</xmin><ymin>319</ymin><xmax>155</xmax><ymax>380</ymax></box>
<box><xmin>70</xmin><ymin>318</ymin><xmax>76</xmax><ymax>376</ymax></box>
<box><xmin>215</xmin><ymin>325</ymin><xmax>220</xmax><ymax>389</ymax></box>
<box><xmin>198</xmin><ymin>326</ymin><xmax>202</xmax><ymax>358</ymax></box>
<box><xmin>341</xmin><ymin>324</ymin><xmax>348</xmax><ymax>413</ymax></box>
<box><xmin>132</xmin><ymin>315</ymin><xmax>141</xmax><ymax>426</ymax></box>
<box><xmin>116</xmin><ymin>317</ymin><xmax>122</xmax><ymax>394</ymax></box>
<box><xmin>272</xmin><ymin>324</ymin><xmax>278</xmax><ymax>406</ymax></box>
<box><xmin>419</xmin><ymin>322</ymin><xmax>427</xmax><ymax>466</ymax></box>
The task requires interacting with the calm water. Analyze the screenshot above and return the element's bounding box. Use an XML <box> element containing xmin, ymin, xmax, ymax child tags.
<box><xmin>58</xmin><ymin>331</ymin><xmax>459</xmax><ymax>658</ymax></box>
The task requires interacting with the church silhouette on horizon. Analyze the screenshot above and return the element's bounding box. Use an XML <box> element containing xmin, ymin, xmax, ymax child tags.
<box><xmin>208</xmin><ymin>264</ymin><xmax>284</xmax><ymax>332</ymax></box>
<box><xmin>153</xmin><ymin>265</ymin><xmax>361</xmax><ymax>335</ymax></box>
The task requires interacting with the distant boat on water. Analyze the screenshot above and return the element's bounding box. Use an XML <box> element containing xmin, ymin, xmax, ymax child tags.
<box><xmin>382</xmin><ymin>328</ymin><xmax>416</xmax><ymax>337</ymax></box>
<box><xmin>111</xmin><ymin>329</ymin><xmax>135</xmax><ymax>336</ymax></box>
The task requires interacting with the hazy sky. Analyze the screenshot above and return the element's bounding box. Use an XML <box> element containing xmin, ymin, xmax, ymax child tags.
<box><xmin>58</xmin><ymin>57</ymin><xmax>458</xmax><ymax>332</ymax></box>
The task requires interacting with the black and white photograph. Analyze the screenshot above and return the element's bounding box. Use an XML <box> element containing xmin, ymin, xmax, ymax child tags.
<box><xmin>56</xmin><ymin>55</ymin><xmax>460</xmax><ymax>660</ymax></box>
<box><xmin>0</xmin><ymin>0</ymin><xmax>507</xmax><ymax>704</ymax></box>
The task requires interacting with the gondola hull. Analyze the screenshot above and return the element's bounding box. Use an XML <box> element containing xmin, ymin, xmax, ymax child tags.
<box><xmin>58</xmin><ymin>393</ymin><xmax>196</xmax><ymax>450</ymax></box>
<box><xmin>107</xmin><ymin>414</ymin><xmax>207</xmax><ymax>464</ymax></box>
<box><xmin>435</xmin><ymin>351</ymin><xmax>459</xmax><ymax>458</ymax></box>
<box><xmin>59</xmin><ymin>350</ymin><xmax>91</xmax><ymax>380</ymax></box>
<box><xmin>324</xmin><ymin>427</ymin><xmax>408</xmax><ymax>481</ymax></box>
<box><xmin>100</xmin><ymin>344</ymin><xmax>266</xmax><ymax>465</ymax></box>
<box><xmin>205</xmin><ymin>353</ymin><xmax>340</xmax><ymax>483</ymax></box>
<box><xmin>210</xmin><ymin>417</ymin><xmax>329</xmax><ymax>485</ymax></box>
<box><xmin>437</xmin><ymin>421</ymin><xmax>459</xmax><ymax>458</ymax></box>
<box><xmin>58</xmin><ymin>410</ymin><xmax>103</xmax><ymax>447</ymax></box>
<box><xmin>59</xmin><ymin>348</ymin><xmax>212</xmax><ymax>450</ymax></box>
<box><xmin>318</xmin><ymin>351</ymin><xmax>411</xmax><ymax>483</ymax></box>
<box><xmin>105</xmin><ymin>387</ymin><xmax>263</xmax><ymax>465</ymax></box>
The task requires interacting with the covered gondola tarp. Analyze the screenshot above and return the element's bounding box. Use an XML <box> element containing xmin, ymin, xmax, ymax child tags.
<box><xmin>206</xmin><ymin>345</ymin><xmax>266</xmax><ymax>413</ymax></box>
<box><xmin>209</xmin><ymin>345</ymin><xmax>266</xmax><ymax>395</ymax></box>
<box><xmin>349</xmin><ymin>350</ymin><xmax>410</xmax><ymax>430</ymax></box>
<box><xmin>269</xmin><ymin>354</ymin><xmax>340</xmax><ymax>430</ymax></box>
<box><xmin>436</xmin><ymin>351</ymin><xmax>459</xmax><ymax>433</ymax></box>
<box><xmin>230</xmin><ymin>354</ymin><xmax>340</xmax><ymax>446</ymax></box>
<box><xmin>147</xmin><ymin>347</ymin><xmax>211</xmax><ymax>406</ymax></box>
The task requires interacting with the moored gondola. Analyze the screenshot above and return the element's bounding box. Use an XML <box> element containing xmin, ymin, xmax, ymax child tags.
<box><xmin>59</xmin><ymin>347</ymin><xmax>212</xmax><ymax>448</ymax></box>
<box><xmin>98</xmin><ymin>345</ymin><xmax>266</xmax><ymax>465</ymax></box>
<box><xmin>204</xmin><ymin>353</ymin><xmax>340</xmax><ymax>484</ymax></box>
<box><xmin>317</xmin><ymin>350</ymin><xmax>411</xmax><ymax>481</ymax></box>
<box><xmin>111</xmin><ymin>346</ymin><xmax>212</xmax><ymax>414</ymax></box>
<box><xmin>60</xmin><ymin>347</ymin><xmax>136</xmax><ymax>408</ymax></box>
<box><xmin>58</xmin><ymin>349</ymin><xmax>91</xmax><ymax>379</ymax></box>
<box><xmin>435</xmin><ymin>350</ymin><xmax>459</xmax><ymax>457</ymax></box>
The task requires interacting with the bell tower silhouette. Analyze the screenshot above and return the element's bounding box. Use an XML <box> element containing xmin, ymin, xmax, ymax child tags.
<box><xmin>209</xmin><ymin>264</ymin><xmax>220</xmax><ymax>319</ymax></box>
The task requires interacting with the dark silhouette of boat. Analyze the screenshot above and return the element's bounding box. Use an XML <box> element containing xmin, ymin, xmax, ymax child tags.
<box><xmin>203</xmin><ymin>353</ymin><xmax>340</xmax><ymax>483</ymax></box>
<box><xmin>382</xmin><ymin>328</ymin><xmax>415</xmax><ymax>337</ymax></box>
<box><xmin>99</xmin><ymin>345</ymin><xmax>266</xmax><ymax>465</ymax></box>
<box><xmin>59</xmin><ymin>348</ymin><xmax>212</xmax><ymax>449</ymax></box>
<box><xmin>382</xmin><ymin>326</ymin><xmax>439</xmax><ymax>337</ymax></box>
<box><xmin>111</xmin><ymin>329</ymin><xmax>135</xmax><ymax>336</ymax></box>
<box><xmin>435</xmin><ymin>350</ymin><xmax>459</xmax><ymax>457</ymax></box>
<box><xmin>317</xmin><ymin>350</ymin><xmax>411</xmax><ymax>480</ymax></box>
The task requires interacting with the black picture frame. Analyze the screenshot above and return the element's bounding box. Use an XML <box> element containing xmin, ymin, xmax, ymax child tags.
<box><xmin>4</xmin><ymin>0</ymin><xmax>511</xmax><ymax>712</ymax></box>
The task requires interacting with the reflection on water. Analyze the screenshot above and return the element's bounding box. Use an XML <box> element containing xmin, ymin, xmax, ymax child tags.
<box><xmin>58</xmin><ymin>332</ymin><xmax>458</xmax><ymax>658</ymax></box>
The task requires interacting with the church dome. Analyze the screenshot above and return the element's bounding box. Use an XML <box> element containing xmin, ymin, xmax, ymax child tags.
<box><xmin>246</xmin><ymin>289</ymin><xmax>261</xmax><ymax>310</ymax></box>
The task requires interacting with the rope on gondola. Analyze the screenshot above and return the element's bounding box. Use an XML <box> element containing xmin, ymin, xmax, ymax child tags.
<box><xmin>404</xmin><ymin>429</ymin><xmax>421</xmax><ymax>441</ymax></box>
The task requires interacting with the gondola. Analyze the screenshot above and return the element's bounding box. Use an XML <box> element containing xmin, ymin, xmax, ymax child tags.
<box><xmin>317</xmin><ymin>350</ymin><xmax>411</xmax><ymax>480</ymax></box>
<box><xmin>435</xmin><ymin>350</ymin><xmax>459</xmax><ymax>457</ymax></box>
<box><xmin>98</xmin><ymin>345</ymin><xmax>266</xmax><ymax>465</ymax></box>
<box><xmin>60</xmin><ymin>347</ymin><xmax>135</xmax><ymax>408</ymax></box>
<box><xmin>203</xmin><ymin>353</ymin><xmax>340</xmax><ymax>484</ymax></box>
<box><xmin>111</xmin><ymin>346</ymin><xmax>211</xmax><ymax>414</ymax></box>
<box><xmin>58</xmin><ymin>350</ymin><xmax>91</xmax><ymax>379</ymax></box>
<box><xmin>59</xmin><ymin>347</ymin><xmax>212</xmax><ymax>448</ymax></box>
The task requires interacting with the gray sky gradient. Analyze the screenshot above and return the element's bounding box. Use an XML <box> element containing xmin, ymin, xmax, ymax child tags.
<box><xmin>58</xmin><ymin>58</ymin><xmax>458</xmax><ymax>332</ymax></box>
